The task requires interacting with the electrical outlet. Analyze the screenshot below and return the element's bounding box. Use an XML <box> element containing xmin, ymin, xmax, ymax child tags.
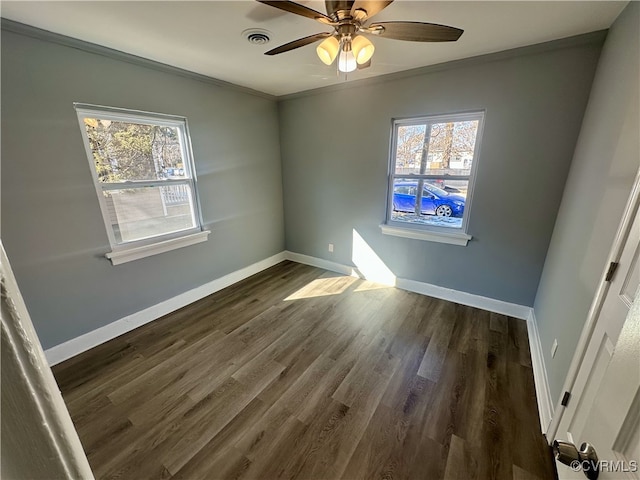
<box><xmin>551</xmin><ymin>339</ymin><xmax>558</xmax><ymax>358</ymax></box>
<box><xmin>328</xmin><ymin>243</ymin><xmax>334</xmax><ymax>253</ymax></box>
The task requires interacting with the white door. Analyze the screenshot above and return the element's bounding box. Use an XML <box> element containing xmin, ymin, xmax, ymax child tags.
<box><xmin>554</xmin><ymin>205</ymin><xmax>640</xmax><ymax>479</ymax></box>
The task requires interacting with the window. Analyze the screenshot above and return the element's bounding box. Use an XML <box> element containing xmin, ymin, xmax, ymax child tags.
<box><xmin>75</xmin><ymin>104</ymin><xmax>209</xmax><ymax>264</ymax></box>
<box><xmin>382</xmin><ymin>111</ymin><xmax>484</xmax><ymax>246</ymax></box>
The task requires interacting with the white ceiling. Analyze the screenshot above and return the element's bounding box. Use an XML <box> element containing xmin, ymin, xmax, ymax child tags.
<box><xmin>1</xmin><ymin>1</ymin><xmax>627</xmax><ymax>96</ymax></box>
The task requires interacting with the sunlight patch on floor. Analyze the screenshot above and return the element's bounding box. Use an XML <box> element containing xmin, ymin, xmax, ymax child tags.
<box><xmin>353</xmin><ymin>281</ymin><xmax>393</xmax><ymax>292</ymax></box>
<box><xmin>285</xmin><ymin>229</ymin><xmax>397</xmax><ymax>300</ymax></box>
<box><xmin>284</xmin><ymin>275</ymin><xmax>357</xmax><ymax>301</ymax></box>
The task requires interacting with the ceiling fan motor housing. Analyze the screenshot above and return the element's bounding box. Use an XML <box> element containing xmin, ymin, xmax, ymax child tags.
<box><xmin>337</xmin><ymin>23</ymin><xmax>358</xmax><ymax>38</ymax></box>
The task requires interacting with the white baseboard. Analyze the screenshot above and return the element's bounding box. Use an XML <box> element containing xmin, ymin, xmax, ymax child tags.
<box><xmin>45</xmin><ymin>251</ymin><xmax>288</xmax><ymax>366</ymax></box>
<box><xmin>284</xmin><ymin>250</ymin><xmax>530</xmax><ymax>320</ymax></box>
<box><xmin>526</xmin><ymin>309</ymin><xmax>554</xmax><ymax>434</ymax></box>
<box><xmin>396</xmin><ymin>277</ymin><xmax>531</xmax><ymax>320</ymax></box>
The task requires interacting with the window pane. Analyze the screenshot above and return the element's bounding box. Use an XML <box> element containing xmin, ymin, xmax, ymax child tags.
<box><xmin>425</xmin><ymin>120</ymin><xmax>478</xmax><ymax>176</ymax></box>
<box><xmin>390</xmin><ymin>178</ymin><xmax>467</xmax><ymax>229</ymax></box>
<box><xmin>105</xmin><ymin>185</ymin><xmax>196</xmax><ymax>244</ymax></box>
<box><xmin>394</xmin><ymin>125</ymin><xmax>426</xmax><ymax>175</ymax></box>
<box><xmin>83</xmin><ymin>118</ymin><xmax>186</xmax><ymax>182</ymax></box>
<box><xmin>394</xmin><ymin>120</ymin><xmax>478</xmax><ymax>176</ymax></box>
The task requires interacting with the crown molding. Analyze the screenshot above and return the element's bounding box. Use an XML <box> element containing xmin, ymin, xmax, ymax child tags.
<box><xmin>0</xmin><ymin>18</ymin><xmax>276</xmax><ymax>102</ymax></box>
<box><xmin>277</xmin><ymin>30</ymin><xmax>608</xmax><ymax>101</ymax></box>
<box><xmin>1</xmin><ymin>18</ymin><xmax>606</xmax><ymax>103</ymax></box>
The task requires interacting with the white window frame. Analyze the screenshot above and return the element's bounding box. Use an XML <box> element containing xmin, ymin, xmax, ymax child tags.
<box><xmin>75</xmin><ymin>103</ymin><xmax>209</xmax><ymax>265</ymax></box>
<box><xmin>381</xmin><ymin>110</ymin><xmax>485</xmax><ymax>246</ymax></box>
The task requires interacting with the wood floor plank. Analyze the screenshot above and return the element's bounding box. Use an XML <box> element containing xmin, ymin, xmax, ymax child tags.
<box><xmin>443</xmin><ymin>434</ymin><xmax>479</xmax><ymax>480</ymax></box>
<box><xmin>270</xmin><ymin>396</ymin><xmax>351</xmax><ymax>479</ymax></box>
<box><xmin>380</xmin><ymin>332</ymin><xmax>431</xmax><ymax>409</ymax></box>
<box><xmin>106</xmin><ymin>329</ymin><xmax>227</xmax><ymax>405</ymax></box>
<box><xmin>448</xmin><ymin>303</ymin><xmax>478</xmax><ymax>354</ymax></box>
<box><xmin>404</xmin><ymin>431</ymin><xmax>447</xmax><ymax>480</ymax></box>
<box><xmin>343</xmin><ymin>372</ymin><xmax>436</xmax><ymax>480</ymax></box>
<box><xmin>469</xmin><ymin>307</ymin><xmax>491</xmax><ymax>357</ymax></box>
<box><xmin>266</xmin><ymin>354</ymin><xmax>336</xmax><ymax>420</ymax></box>
<box><xmin>237</xmin><ymin>415</ymin><xmax>309</xmax><ymax>480</ymax></box>
<box><xmin>256</xmin><ymin>328</ymin><xmax>337</xmax><ymax>410</ymax></box>
<box><xmin>421</xmin><ymin>347</ymin><xmax>465</xmax><ymax>446</ymax></box>
<box><xmin>508</xmin><ymin>316</ymin><xmax>533</xmax><ymax>368</ymax></box>
<box><xmin>386</xmin><ymin>294</ymin><xmax>431</xmax><ymax>358</ymax></box>
<box><xmin>172</xmin><ymin>397</ymin><xmax>269</xmax><ymax>479</ymax></box>
<box><xmin>507</xmin><ymin>360</ymin><xmax>556</xmax><ymax>480</ymax></box>
<box><xmin>162</xmin><ymin>378</ymin><xmax>257</xmax><ymax>474</ymax></box>
<box><xmin>175</xmin><ymin>447</ymin><xmax>250</xmax><ymax>480</ymax></box>
<box><xmin>490</xmin><ymin>312</ymin><xmax>509</xmax><ymax>333</ymax></box>
<box><xmin>52</xmin><ymin>260</ymin><xmax>553</xmax><ymax>480</ymax></box>
<box><xmin>513</xmin><ymin>464</ymin><xmax>546</xmax><ymax>480</ymax></box>
<box><xmin>333</xmin><ymin>331</ymin><xmax>395</xmax><ymax>407</ymax></box>
<box><xmin>341</xmin><ymin>403</ymin><xmax>399</xmax><ymax>480</ymax></box>
<box><xmin>453</xmin><ymin>346</ymin><xmax>487</xmax><ymax>448</ymax></box>
<box><xmin>69</xmin><ymin>398</ymin><xmax>133</xmax><ymax>458</ymax></box>
<box><xmin>478</xmin><ymin>328</ymin><xmax>514</xmax><ymax>480</ymax></box>
<box><xmin>417</xmin><ymin>300</ymin><xmax>457</xmax><ymax>381</ymax></box>
<box><xmin>294</xmin><ymin>348</ymin><xmax>362</xmax><ymax>425</ymax></box>
<box><xmin>64</xmin><ymin>337</ymin><xmax>188</xmax><ymax>411</ymax></box>
<box><xmin>87</xmin><ymin>393</ymin><xmax>197</xmax><ymax>478</ymax></box>
<box><xmin>282</xmin><ymin>349</ymin><xmax>399</xmax><ymax>480</ymax></box>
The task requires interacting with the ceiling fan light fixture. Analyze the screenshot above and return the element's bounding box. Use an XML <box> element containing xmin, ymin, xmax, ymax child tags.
<box><xmin>316</xmin><ymin>36</ymin><xmax>340</xmax><ymax>65</ymax></box>
<box><xmin>351</xmin><ymin>35</ymin><xmax>375</xmax><ymax>65</ymax></box>
<box><xmin>338</xmin><ymin>46</ymin><xmax>357</xmax><ymax>73</ymax></box>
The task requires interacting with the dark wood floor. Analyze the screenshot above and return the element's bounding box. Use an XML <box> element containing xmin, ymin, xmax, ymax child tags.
<box><xmin>53</xmin><ymin>261</ymin><xmax>555</xmax><ymax>480</ymax></box>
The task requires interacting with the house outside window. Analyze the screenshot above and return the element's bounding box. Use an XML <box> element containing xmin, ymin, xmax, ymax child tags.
<box><xmin>75</xmin><ymin>104</ymin><xmax>209</xmax><ymax>264</ymax></box>
<box><xmin>381</xmin><ymin>111</ymin><xmax>485</xmax><ymax>246</ymax></box>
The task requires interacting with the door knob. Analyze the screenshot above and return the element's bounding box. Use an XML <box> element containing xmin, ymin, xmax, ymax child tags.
<box><xmin>553</xmin><ymin>440</ymin><xmax>599</xmax><ymax>480</ymax></box>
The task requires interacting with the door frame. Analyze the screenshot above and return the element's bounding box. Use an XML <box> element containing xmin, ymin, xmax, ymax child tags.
<box><xmin>547</xmin><ymin>166</ymin><xmax>640</xmax><ymax>443</ymax></box>
<box><xmin>1</xmin><ymin>242</ymin><xmax>94</xmax><ymax>479</ymax></box>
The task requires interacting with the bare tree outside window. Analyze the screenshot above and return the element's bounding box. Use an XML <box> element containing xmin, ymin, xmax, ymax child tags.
<box><xmin>428</xmin><ymin>121</ymin><xmax>478</xmax><ymax>172</ymax></box>
<box><xmin>83</xmin><ymin>119</ymin><xmax>185</xmax><ymax>183</ymax></box>
<box><xmin>395</xmin><ymin>125</ymin><xmax>426</xmax><ymax>174</ymax></box>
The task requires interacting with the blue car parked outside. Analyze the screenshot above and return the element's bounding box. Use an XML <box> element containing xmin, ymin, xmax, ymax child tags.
<box><xmin>393</xmin><ymin>181</ymin><xmax>465</xmax><ymax>217</ymax></box>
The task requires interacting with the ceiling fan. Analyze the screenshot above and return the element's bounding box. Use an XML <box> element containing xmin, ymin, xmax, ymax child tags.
<box><xmin>256</xmin><ymin>0</ymin><xmax>463</xmax><ymax>73</ymax></box>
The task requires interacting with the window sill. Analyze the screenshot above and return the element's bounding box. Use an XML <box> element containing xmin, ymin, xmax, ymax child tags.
<box><xmin>379</xmin><ymin>223</ymin><xmax>471</xmax><ymax>246</ymax></box>
<box><xmin>105</xmin><ymin>230</ymin><xmax>211</xmax><ymax>265</ymax></box>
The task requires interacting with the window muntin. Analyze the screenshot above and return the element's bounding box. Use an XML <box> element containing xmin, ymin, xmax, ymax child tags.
<box><xmin>76</xmin><ymin>104</ymin><xmax>203</xmax><ymax>250</ymax></box>
<box><xmin>387</xmin><ymin>111</ymin><xmax>484</xmax><ymax>233</ymax></box>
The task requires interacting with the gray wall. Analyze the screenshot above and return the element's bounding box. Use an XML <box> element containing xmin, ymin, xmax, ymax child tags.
<box><xmin>1</xmin><ymin>28</ymin><xmax>285</xmax><ymax>349</ymax></box>
<box><xmin>534</xmin><ymin>2</ymin><xmax>639</xmax><ymax>402</ymax></box>
<box><xmin>278</xmin><ymin>35</ymin><xmax>604</xmax><ymax>306</ymax></box>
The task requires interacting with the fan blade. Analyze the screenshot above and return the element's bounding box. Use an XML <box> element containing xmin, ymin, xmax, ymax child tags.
<box><xmin>256</xmin><ymin>1</ymin><xmax>333</xmax><ymax>24</ymax></box>
<box><xmin>350</xmin><ymin>1</ymin><xmax>393</xmax><ymax>20</ymax></box>
<box><xmin>370</xmin><ymin>21</ymin><xmax>463</xmax><ymax>42</ymax></box>
<box><xmin>325</xmin><ymin>1</ymin><xmax>353</xmax><ymax>16</ymax></box>
<box><xmin>265</xmin><ymin>32</ymin><xmax>331</xmax><ymax>55</ymax></box>
<box><xmin>357</xmin><ymin>59</ymin><xmax>371</xmax><ymax>70</ymax></box>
